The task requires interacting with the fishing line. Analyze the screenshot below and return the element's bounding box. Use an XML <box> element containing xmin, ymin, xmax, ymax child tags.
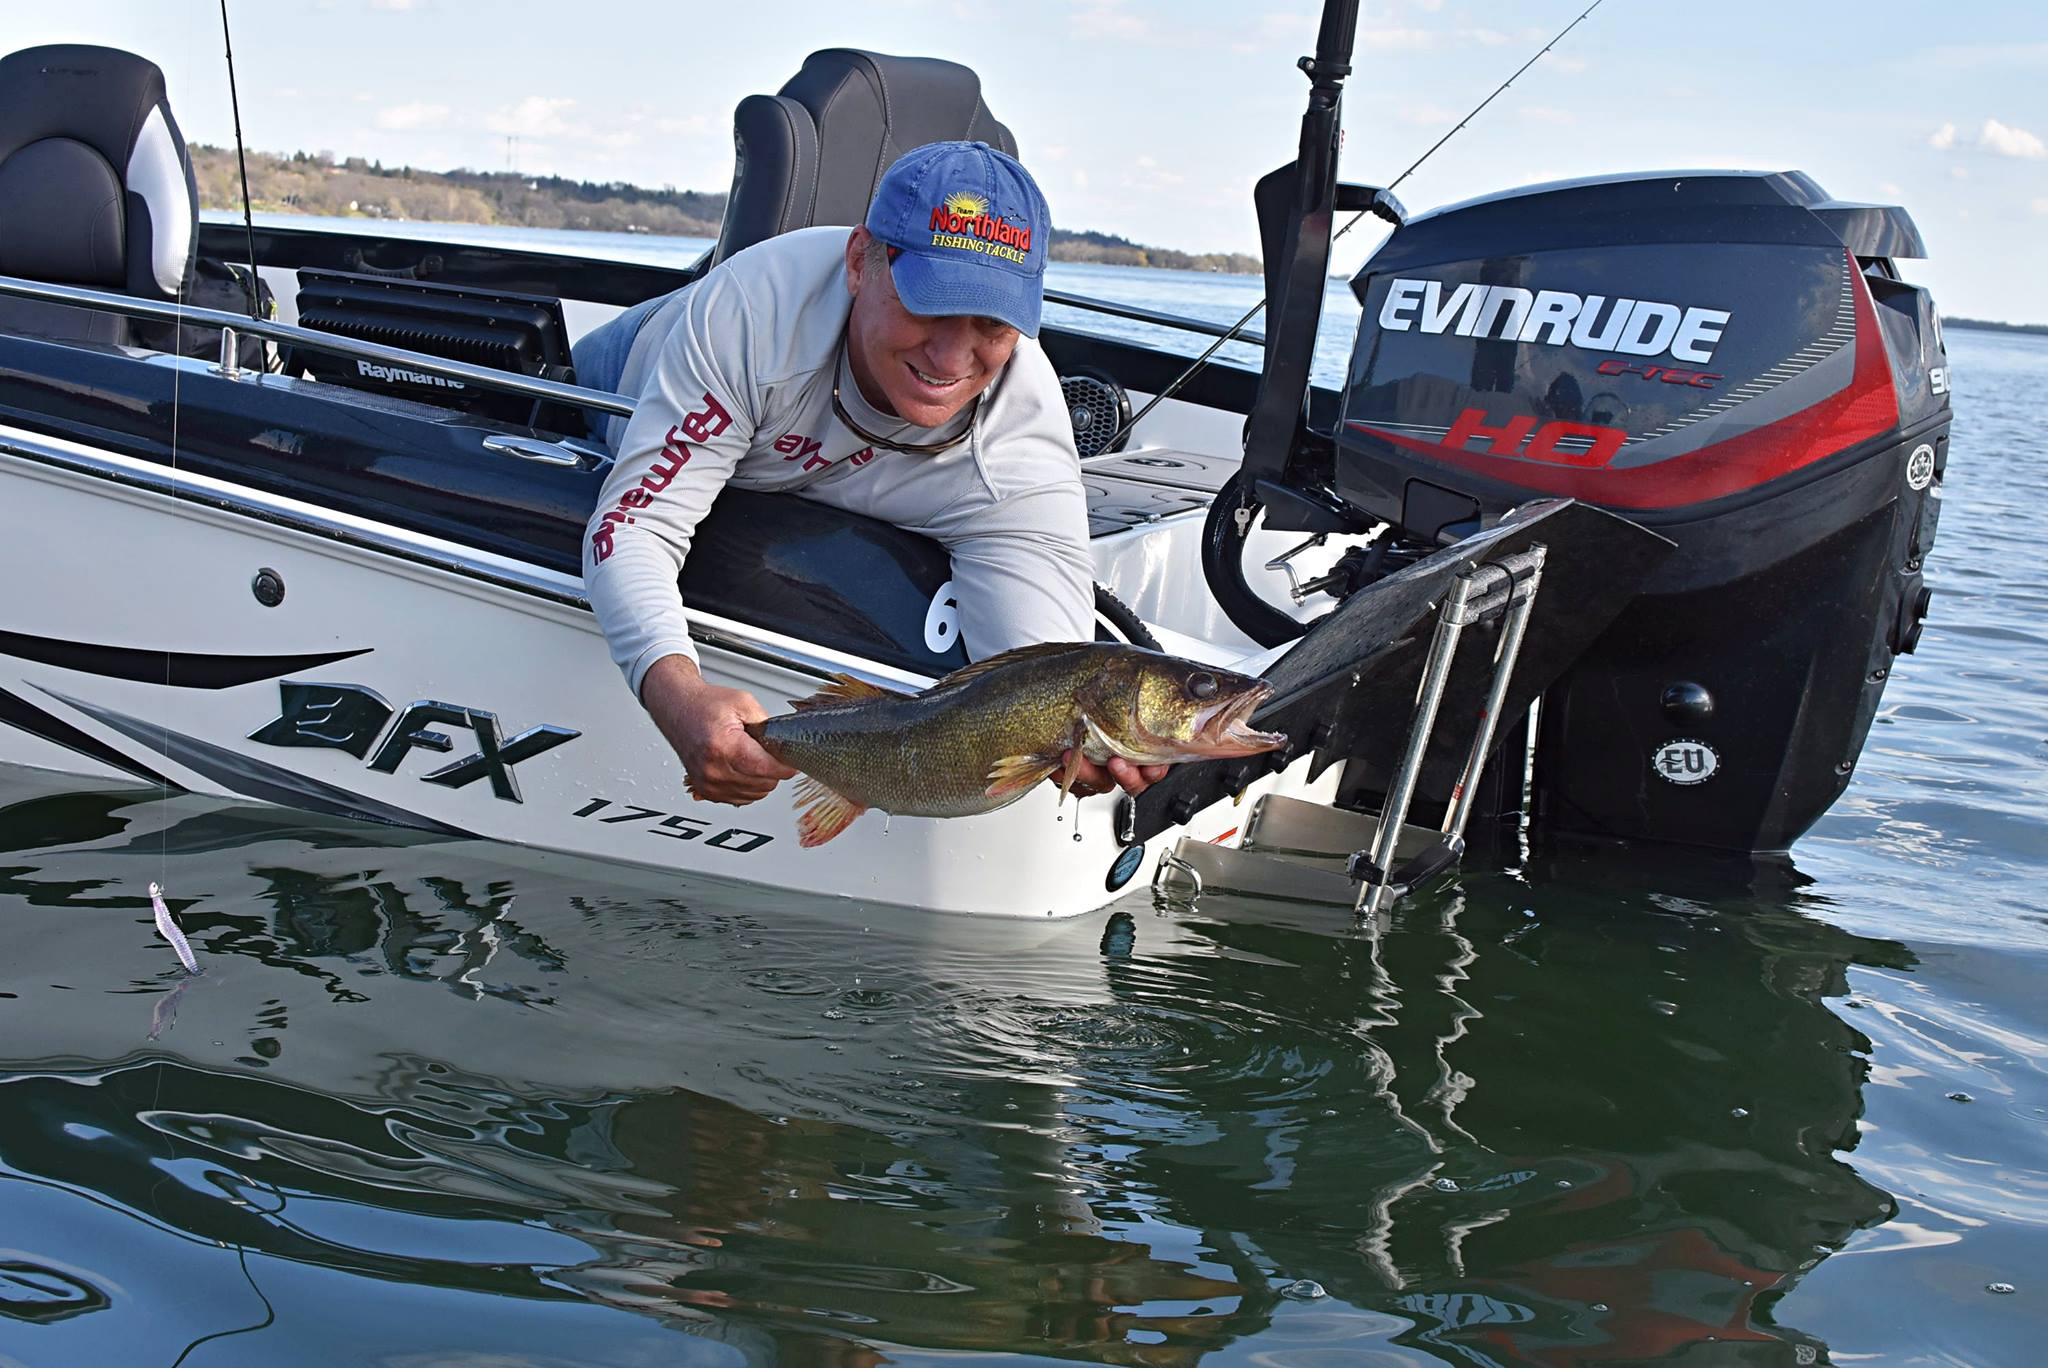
<box><xmin>219</xmin><ymin>0</ymin><xmax>262</xmax><ymax>320</ymax></box>
<box><xmin>1100</xmin><ymin>0</ymin><xmax>1608</xmax><ymax>451</ymax></box>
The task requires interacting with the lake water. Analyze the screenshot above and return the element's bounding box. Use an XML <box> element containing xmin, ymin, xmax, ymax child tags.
<box><xmin>0</xmin><ymin>222</ymin><xmax>2042</xmax><ymax>1365</ymax></box>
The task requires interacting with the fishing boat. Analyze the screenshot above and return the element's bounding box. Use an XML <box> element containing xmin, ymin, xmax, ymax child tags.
<box><xmin>0</xmin><ymin>3</ymin><xmax>1951</xmax><ymax>917</ymax></box>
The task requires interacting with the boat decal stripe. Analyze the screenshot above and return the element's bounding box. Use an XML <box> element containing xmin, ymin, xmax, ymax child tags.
<box><xmin>0</xmin><ymin>683</ymin><xmax>177</xmax><ymax>786</ymax></box>
<box><xmin>32</xmin><ymin>686</ymin><xmax>472</xmax><ymax>837</ymax></box>
<box><xmin>0</xmin><ymin>631</ymin><xmax>370</xmax><ymax>689</ymax></box>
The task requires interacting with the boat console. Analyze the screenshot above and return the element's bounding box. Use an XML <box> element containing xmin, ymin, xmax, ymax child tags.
<box><xmin>291</xmin><ymin>269</ymin><xmax>580</xmax><ymax>430</ymax></box>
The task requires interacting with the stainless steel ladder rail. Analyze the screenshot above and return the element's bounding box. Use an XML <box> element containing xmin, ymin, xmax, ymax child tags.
<box><xmin>1349</xmin><ymin>545</ymin><xmax>1546</xmax><ymax>916</ymax></box>
<box><xmin>1152</xmin><ymin>545</ymin><xmax>1548</xmax><ymax>918</ymax></box>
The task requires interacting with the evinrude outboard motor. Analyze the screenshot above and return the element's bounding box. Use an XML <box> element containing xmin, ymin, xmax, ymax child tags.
<box><xmin>1325</xmin><ymin>170</ymin><xmax>1948</xmax><ymax>854</ymax></box>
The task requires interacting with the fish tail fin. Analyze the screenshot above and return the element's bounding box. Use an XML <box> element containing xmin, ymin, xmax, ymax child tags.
<box><xmin>985</xmin><ymin>752</ymin><xmax>1062</xmax><ymax>802</ymax></box>
<box><xmin>792</xmin><ymin>774</ymin><xmax>867</xmax><ymax>847</ymax></box>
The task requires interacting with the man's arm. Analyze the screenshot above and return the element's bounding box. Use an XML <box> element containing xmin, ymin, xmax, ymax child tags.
<box><xmin>583</xmin><ymin>271</ymin><xmax>796</xmax><ymax>805</ymax></box>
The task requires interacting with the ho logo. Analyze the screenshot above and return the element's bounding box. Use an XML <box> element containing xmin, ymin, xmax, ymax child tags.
<box><xmin>1442</xmin><ymin>408</ymin><xmax>1628</xmax><ymax>468</ymax></box>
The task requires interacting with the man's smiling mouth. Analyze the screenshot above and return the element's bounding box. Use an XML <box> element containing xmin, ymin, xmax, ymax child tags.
<box><xmin>909</xmin><ymin>364</ymin><xmax>968</xmax><ymax>390</ymax></box>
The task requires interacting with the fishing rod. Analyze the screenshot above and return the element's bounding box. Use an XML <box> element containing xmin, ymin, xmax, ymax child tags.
<box><xmin>219</xmin><ymin>0</ymin><xmax>262</xmax><ymax>320</ymax></box>
<box><xmin>1099</xmin><ymin>0</ymin><xmax>1608</xmax><ymax>453</ymax></box>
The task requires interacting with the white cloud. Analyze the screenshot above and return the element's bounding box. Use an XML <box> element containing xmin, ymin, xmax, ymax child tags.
<box><xmin>1928</xmin><ymin>122</ymin><xmax>1957</xmax><ymax>150</ymax></box>
<box><xmin>1071</xmin><ymin>0</ymin><xmax>1146</xmax><ymax>38</ymax></box>
<box><xmin>1980</xmin><ymin>118</ymin><xmax>2046</xmax><ymax>159</ymax></box>
<box><xmin>1521</xmin><ymin>106</ymin><xmax>1577</xmax><ymax>126</ymax></box>
<box><xmin>1950</xmin><ymin>165</ymin><xmax>1970</xmax><ymax>180</ymax></box>
<box><xmin>1926</xmin><ymin>42</ymin><xmax>2048</xmax><ymax>71</ymax></box>
<box><xmin>1362</xmin><ymin>27</ymin><xmax>1435</xmax><ymax>52</ymax></box>
<box><xmin>368</xmin><ymin>0</ymin><xmax>420</xmax><ymax>10</ymax></box>
<box><xmin>1121</xmin><ymin>154</ymin><xmax>1185</xmax><ymax>192</ymax></box>
<box><xmin>488</xmin><ymin>96</ymin><xmax>577</xmax><ymax>137</ymax></box>
<box><xmin>1879</xmin><ymin>182</ymin><xmax>1902</xmax><ymax>197</ymax></box>
<box><xmin>2033</xmin><ymin>197</ymin><xmax>2048</xmax><ymax>216</ymax></box>
<box><xmin>374</xmin><ymin>101</ymin><xmax>449</xmax><ymax>131</ymax></box>
<box><xmin>1073</xmin><ymin>170</ymin><xmax>1089</xmax><ymax>189</ymax></box>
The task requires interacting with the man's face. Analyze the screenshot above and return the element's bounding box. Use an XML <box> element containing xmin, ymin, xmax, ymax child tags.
<box><xmin>845</xmin><ymin>227</ymin><xmax>1022</xmax><ymax>430</ymax></box>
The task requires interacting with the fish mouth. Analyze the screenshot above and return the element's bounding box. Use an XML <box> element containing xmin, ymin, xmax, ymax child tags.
<box><xmin>1188</xmin><ymin>683</ymin><xmax>1287</xmax><ymax>757</ymax></box>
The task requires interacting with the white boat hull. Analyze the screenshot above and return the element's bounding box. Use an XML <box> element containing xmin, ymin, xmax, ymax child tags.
<box><xmin>0</xmin><ymin>426</ymin><xmax>1339</xmax><ymax>918</ymax></box>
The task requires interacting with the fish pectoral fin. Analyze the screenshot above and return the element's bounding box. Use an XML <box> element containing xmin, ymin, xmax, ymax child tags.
<box><xmin>1056</xmin><ymin>727</ymin><xmax>1091</xmax><ymax>805</ymax></box>
<box><xmin>787</xmin><ymin>673</ymin><xmax>907</xmax><ymax>712</ymax></box>
<box><xmin>792</xmin><ymin>774</ymin><xmax>868</xmax><ymax>847</ymax></box>
<box><xmin>984</xmin><ymin>752</ymin><xmax>1063</xmax><ymax>801</ymax></box>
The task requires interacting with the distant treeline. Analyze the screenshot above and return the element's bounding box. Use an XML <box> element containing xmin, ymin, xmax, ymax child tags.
<box><xmin>1945</xmin><ymin>316</ymin><xmax>2048</xmax><ymax>336</ymax></box>
<box><xmin>191</xmin><ymin>145</ymin><xmax>1262</xmax><ymax>275</ymax></box>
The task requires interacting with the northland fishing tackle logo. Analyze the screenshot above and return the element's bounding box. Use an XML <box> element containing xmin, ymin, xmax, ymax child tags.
<box><xmin>928</xmin><ymin>189</ymin><xmax>1032</xmax><ymax>264</ymax></box>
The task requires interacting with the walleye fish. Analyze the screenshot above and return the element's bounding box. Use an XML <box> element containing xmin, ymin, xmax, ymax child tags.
<box><xmin>735</xmin><ymin>641</ymin><xmax>1287</xmax><ymax>847</ymax></box>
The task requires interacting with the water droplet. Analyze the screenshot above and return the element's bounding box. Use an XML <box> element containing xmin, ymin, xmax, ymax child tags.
<box><xmin>1591</xmin><ymin>1303</ymin><xmax>1609</xmax><ymax>1313</ymax></box>
<box><xmin>1948</xmin><ymin>1091</ymin><xmax>1974</xmax><ymax>1103</ymax></box>
<box><xmin>1073</xmin><ymin>832</ymin><xmax>1083</xmax><ymax>843</ymax></box>
<box><xmin>1556</xmin><ymin>1180</ymin><xmax>1572</xmax><ymax>1188</ymax></box>
<box><xmin>1280</xmin><ymin>1279</ymin><xmax>1326</xmax><ymax>1300</ymax></box>
<box><xmin>1432</xmin><ymin>1177</ymin><xmax>1459</xmax><ymax>1193</ymax></box>
<box><xmin>1731</xmin><ymin>1107</ymin><xmax>1750</xmax><ymax>1118</ymax></box>
<box><xmin>883</xmin><ymin>814</ymin><xmax>892</xmax><ymax>834</ymax></box>
<box><xmin>1844</xmin><ymin>999</ymin><xmax>1865</xmax><ymax>1009</ymax></box>
<box><xmin>1988</xmin><ymin>1281</ymin><xmax>2017</xmax><ymax>1295</ymax></box>
<box><xmin>822</xmin><ymin>1008</ymin><xmax>845</xmax><ymax>1020</ymax></box>
<box><xmin>1651</xmin><ymin>1000</ymin><xmax>1677</xmax><ymax>1016</ymax></box>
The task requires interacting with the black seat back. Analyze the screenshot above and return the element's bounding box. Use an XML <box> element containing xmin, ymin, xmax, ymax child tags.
<box><xmin>713</xmin><ymin>49</ymin><xmax>1016</xmax><ymax>265</ymax></box>
<box><xmin>0</xmin><ymin>44</ymin><xmax>198</xmax><ymax>345</ymax></box>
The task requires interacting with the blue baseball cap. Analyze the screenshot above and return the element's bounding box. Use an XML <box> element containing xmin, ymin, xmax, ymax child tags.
<box><xmin>865</xmin><ymin>140</ymin><xmax>1051</xmax><ymax>338</ymax></box>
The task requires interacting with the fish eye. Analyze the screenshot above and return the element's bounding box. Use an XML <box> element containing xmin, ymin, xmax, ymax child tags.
<box><xmin>1186</xmin><ymin>672</ymin><xmax>1218</xmax><ymax>701</ymax></box>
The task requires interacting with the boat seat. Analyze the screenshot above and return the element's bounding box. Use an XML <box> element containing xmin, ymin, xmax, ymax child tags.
<box><xmin>712</xmin><ymin>48</ymin><xmax>1017</xmax><ymax>265</ymax></box>
<box><xmin>0</xmin><ymin>45</ymin><xmax>198</xmax><ymax>348</ymax></box>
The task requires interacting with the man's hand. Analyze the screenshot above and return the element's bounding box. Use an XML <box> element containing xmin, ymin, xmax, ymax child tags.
<box><xmin>1061</xmin><ymin>750</ymin><xmax>1169</xmax><ymax>800</ymax></box>
<box><xmin>642</xmin><ymin>655</ymin><xmax>797</xmax><ymax>805</ymax></box>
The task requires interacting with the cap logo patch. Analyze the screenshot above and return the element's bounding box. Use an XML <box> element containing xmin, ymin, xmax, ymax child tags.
<box><xmin>926</xmin><ymin>187</ymin><xmax>1032</xmax><ymax>263</ymax></box>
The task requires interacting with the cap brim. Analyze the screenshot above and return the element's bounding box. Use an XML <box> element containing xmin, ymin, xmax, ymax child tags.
<box><xmin>889</xmin><ymin>251</ymin><xmax>1042</xmax><ymax>338</ymax></box>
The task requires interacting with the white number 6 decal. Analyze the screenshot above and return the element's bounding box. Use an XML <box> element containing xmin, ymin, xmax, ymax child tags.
<box><xmin>923</xmin><ymin>580</ymin><xmax>960</xmax><ymax>653</ymax></box>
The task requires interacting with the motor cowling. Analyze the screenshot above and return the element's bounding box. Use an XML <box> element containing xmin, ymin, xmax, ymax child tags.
<box><xmin>1334</xmin><ymin>170</ymin><xmax>1950</xmax><ymax>854</ymax></box>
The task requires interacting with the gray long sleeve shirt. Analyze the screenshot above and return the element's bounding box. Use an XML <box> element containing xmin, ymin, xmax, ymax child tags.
<box><xmin>582</xmin><ymin>226</ymin><xmax>1095</xmax><ymax>697</ymax></box>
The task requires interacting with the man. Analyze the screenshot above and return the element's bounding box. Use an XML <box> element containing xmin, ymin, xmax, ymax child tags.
<box><xmin>580</xmin><ymin>140</ymin><xmax>1166</xmax><ymax>808</ymax></box>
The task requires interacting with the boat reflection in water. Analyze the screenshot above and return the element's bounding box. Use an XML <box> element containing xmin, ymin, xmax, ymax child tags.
<box><xmin>0</xmin><ymin>769</ymin><xmax>1907</xmax><ymax>1365</ymax></box>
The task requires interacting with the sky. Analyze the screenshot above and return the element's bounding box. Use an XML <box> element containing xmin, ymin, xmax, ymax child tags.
<box><xmin>14</xmin><ymin>0</ymin><xmax>2048</xmax><ymax>322</ymax></box>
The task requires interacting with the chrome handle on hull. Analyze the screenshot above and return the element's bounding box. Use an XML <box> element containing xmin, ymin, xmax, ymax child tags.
<box><xmin>481</xmin><ymin>435</ymin><xmax>584</xmax><ymax>467</ymax></box>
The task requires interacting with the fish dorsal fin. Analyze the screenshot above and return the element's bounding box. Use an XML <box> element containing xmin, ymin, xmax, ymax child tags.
<box><xmin>927</xmin><ymin>641</ymin><xmax>1102</xmax><ymax>694</ymax></box>
<box><xmin>787</xmin><ymin>673</ymin><xmax>907</xmax><ymax>711</ymax></box>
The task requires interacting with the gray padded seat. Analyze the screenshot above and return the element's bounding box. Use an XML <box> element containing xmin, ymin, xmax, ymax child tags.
<box><xmin>713</xmin><ymin>49</ymin><xmax>1017</xmax><ymax>265</ymax></box>
<box><xmin>0</xmin><ymin>44</ymin><xmax>198</xmax><ymax>346</ymax></box>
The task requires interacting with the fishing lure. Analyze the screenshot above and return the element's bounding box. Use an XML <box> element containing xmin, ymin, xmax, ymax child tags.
<box><xmin>148</xmin><ymin>881</ymin><xmax>201</xmax><ymax>975</ymax></box>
